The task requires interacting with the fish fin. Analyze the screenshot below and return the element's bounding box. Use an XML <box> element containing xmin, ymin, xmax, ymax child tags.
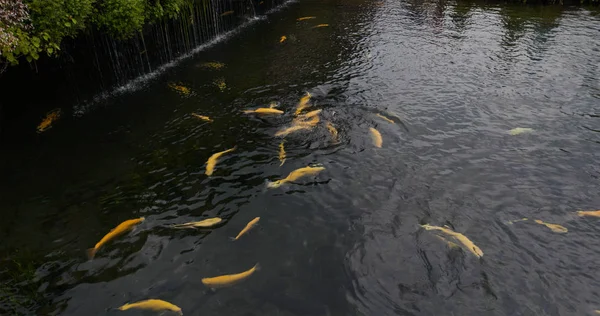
<box><xmin>279</xmin><ymin>159</ymin><xmax>286</xmax><ymax>167</ymax></box>
<box><xmin>86</xmin><ymin>248</ymin><xmax>97</xmax><ymax>260</ymax></box>
<box><xmin>229</xmin><ymin>237</ymin><xmax>237</xmax><ymax>241</ymax></box>
<box><xmin>254</xmin><ymin>263</ymin><xmax>261</xmax><ymax>271</ymax></box>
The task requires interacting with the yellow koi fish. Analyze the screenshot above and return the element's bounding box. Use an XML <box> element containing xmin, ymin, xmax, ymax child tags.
<box><xmin>297</xmin><ymin>16</ymin><xmax>317</xmax><ymax>21</ymax></box>
<box><xmin>326</xmin><ymin>122</ymin><xmax>338</xmax><ymax>141</ymax></box>
<box><xmin>280</xmin><ymin>36</ymin><xmax>287</xmax><ymax>43</ymax></box>
<box><xmin>534</xmin><ymin>219</ymin><xmax>568</xmax><ymax>233</ymax></box>
<box><xmin>312</xmin><ymin>24</ymin><xmax>329</xmax><ymax>28</ymax></box>
<box><xmin>202</xmin><ymin>263</ymin><xmax>260</xmax><ymax>288</ymax></box>
<box><xmin>421</xmin><ymin>224</ymin><xmax>483</xmax><ymax>258</ymax></box>
<box><xmin>577</xmin><ymin>210</ymin><xmax>600</xmax><ymax>218</ymax></box>
<box><xmin>275</xmin><ymin>124</ymin><xmax>312</xmax><ymax>137</ymax></box>
<box><xmin>172</xmin><ymin>217</ymin><xmax>222</xmax><ymax>229</ymax></box>
<box><xmin>37</xmin><ymin>108</ymin><xmax>61</xmax><ymax>133</ymax></box>
<box><xmin>205</xmin><ymin>146</ymin><xmax>236</xmax><ymax>176</ymax></box>
<box><xmin>232</xmin><ymin>217</ymin><xmax>260</xmax><ymax>241</ymax></box>
<box><xmin>279</xmin><ymin>141</ymin><xmax>286</xmax><ymax>166</ymax></box>
<box><xmin>509</xmin><ymin>127</ymin><xmax>534</xmax><ymax>135</ymax></box>
<box><xmin>267</xmin><ymin>166</ymin><xmax>325</xmax><ymax>188</ymax></box>
<box><xmin>169</xmin><ymin>83</ymin><xmax>191</xmax><ymax>95</ymax></box>
<box><xmin>369</xmin><ymin>127</ymin><xmax>382</xmax><ymax>148</ymax></box>
<box><xmin>295</xmin><ymin>92</ymin><xmax>312</xmax><ymax>115</ymax></box>
<box><xmin>376</xmin><ymin>113</ymin><xmax>395</xmax><ymax>124</ymax></box>
<box><xmin>243</xmin><ymin>108</ymin><xmax>284</xmax><ymax>115</ymax></box>
<box><xmin>87</xmin><ymin>217</ymin><xmax>145</xmax><ymax>259</ymax></box>
<box><xmin>294</xmin><ymin>115</ymin><xmax>320</xmax><ymax>127</ymax></box>
<box><xmin>221</xmin><ymin>10</ymin><xmax>234</xmax><ymax>16</ymax></box>
<box><xmin>295</xmin><ymin>109</ymin><xmax>322</xmax><ymax>121</ymax></box>
<box><xmin>117</xmin><ymin>299</ymin><xmax>182</xmax><ymax>315</ymax></box>
<box><xmin>192</xmin><ymin>113</ymin><xmax>213</xmax><ymax>122</ymax></box>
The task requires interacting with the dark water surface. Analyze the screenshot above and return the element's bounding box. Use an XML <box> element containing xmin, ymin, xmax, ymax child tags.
<box><xmin>2</xmin><ymin>0</ymin><xmax>600</xmax><ymax>315</ymax></box>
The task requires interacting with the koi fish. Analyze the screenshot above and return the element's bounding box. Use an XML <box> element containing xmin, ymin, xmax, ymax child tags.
<box><xmin>205</xmin><ymin>146</ymin><xmax>236</xmax><ymax>176</ymax></box>
<box><xmin>37</xmin><ymin>108</ymin><xmax>61</xmax><ymax>133</ymax></box>
<box><xmin>202</xmin><ymin>263</ymin><xmax>260</xmax><ymax>288</ymax></box>
<box><xmin>269</xmin><ymin>102</ymin><xmax>279</xmax><ymax>108</ymax></box>
<box><xmin>221</xmin><ymin>10</ymin><xmax>234</xmax><ymax>16</ymax></box>
<box><xmin>280</xmin><ymin>36</ymin><xmax>287</xmax><ymax>43</ymax></box>
<box><xmin>312</xmin><ymin>24</ymin><xmax>329</xmax><ymax>28</ymax></box>
<box><xmin>266</xmin><ymin>166</ymin><xmax>325</xmax><ymax>188</ymax></box>
<box><xmin>326</xmin><ymin>121</ymin><xmax>338</xmax><ymax>141</ymax></box>
<box><xmin>87</xmin><ymin>217</ymin><xmax>145</xmax><ymax>259</ymax></box>
<box><xmin>295</xmin><ymin>109</ymin><xmax>322</xmax><ymax>121</ymax></box>
<box><xmin>243</xmin><ymin>108</ymin><xmax>284</xmax><ymax>115</ymax></box>
<box><xmin>275</xmin><ymin>124</ymin><xmax>312</xmax><ymax>137</ymax></box>
<box><xmin>369</xmin><ymin>127</ymin><xmax>382</xmax><ymax>148</ymax></box>
<box><xmin>297</xmin><ymin>16</ymin><xmax>317</xmax><ymax>21</ymax></box>
<box><xmin>169</xmin><ymin>83</ymin><xmax>191</xmax><ymax>95</ymax></box>
<box><xmin>509</xmin><ymin>127</ymin><xmax>534</xmax><ymax>135</ymax></box>
<box><xmin>507</xmin><ymin>218</ymin><xmax>528</xmax><ymax>224</ymax></box>
<box><xmin>533</xmin><ymin>219</ymin><xmax>568</xmax><ymax>233</ymax></box>
<box><xmin>192</xmin><ymin>113</ymin><xmax>213</xmax><ymax>122</ymax></box>
<box><xmin>577</xmin><ymin>210</ymin><xmax>600</xmax><ymax>218</ymax></box>
<box><xmin>294</xmin><ymin>115</ymin><xmax>320</xmax><ymax>127</ymax></box>
<box><xmin>172</xmin><ymin>217</ymin><xmax>222</xmax><ymax>229</ymax></box>
<box><xmin>117</xmin><ymin>299</ymin><xmax>182</xmax><ymax>315</ymax></box>
<box><xmin>421</xmin><ymin>224</ymin><xmax>483</xmax><ymax>258</ymax></box>
<box><xmin>279</xmin><ymin>141</ymin><xmax>286</xmax><ymax>166</ymax></box>
<box><xmin>213</xmin><ymin>77</ymin><xmax>226</xmax><ymax>92</ymax></box>
<box><xmin>199</xmin><ymin>62</ymin><xmax>225</xmax><ymax>70</ymax></box>
<box><xmin>295</xmin><ymin>92</ymin><xmax>312</xmax><ymax>115</ymax></box>
<box><xmin>232</xmin><ymin>217</ymin><xmax>260</xmax><ymax>241</ymax></box>
<box><xmin>376</xmin><ymin>113</ymin><xmax>395</xmax><ymax>124</ymax></box>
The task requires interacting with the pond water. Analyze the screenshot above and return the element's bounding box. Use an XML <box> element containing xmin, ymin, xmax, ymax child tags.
<box><xmin>1</xmin><ymin>0</ymin><xmax>600</xmax><ymax>315</ymax></box>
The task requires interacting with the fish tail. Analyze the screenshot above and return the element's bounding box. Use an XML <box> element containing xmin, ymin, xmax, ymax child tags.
<box><xmin>254</xmin><ymin>263</ymin><xmax>261</xmax><ymax>271</ymax></box>
<box><xmin>243</xmin><ymin>110</ymin><xmax>254</xmax><ymax>114</ymax></box>
<box><xmin>266</xmin><ymin>180</ymin><xmax>281</xmax><ymax>189</ymax></box>
<box><xmin>86</xmin><ymin>247</ymin><xmax>97</xmax><ymax>260</ymax></box>
<box><xmin>229</xmin><ymin>236</ymin><xmax>238</xmax><ymax>241</ymax></box>
<box><xmin>279</xmin><ymin>159</ymin><xmax>286</xmax><ymax>167</ymax></box>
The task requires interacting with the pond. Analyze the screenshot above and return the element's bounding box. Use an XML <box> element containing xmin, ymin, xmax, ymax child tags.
<box><xmin>1</xmin><ymin>0</ymin><xmax>600</xmax><ymax>315</ymax></box>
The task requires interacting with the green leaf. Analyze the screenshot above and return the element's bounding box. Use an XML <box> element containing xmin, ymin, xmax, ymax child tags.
<box><xmin>42</xmin><ymin>34</ymin><xmax>50</xmax><ymax>41</ymax></box>
<box><xmin>47</xmin><ymin>47</ymin><xmax>54</xmax><ymax>54</ymax></box>
<box><xmin>65</xmin><ymin>22</ymin><xmax>72</xmax><ymax>27</ymax></box>
<box><xmin>26</xmin><ymin>56</ymin><xmax>33</xmax><ymax>63</ymax></box>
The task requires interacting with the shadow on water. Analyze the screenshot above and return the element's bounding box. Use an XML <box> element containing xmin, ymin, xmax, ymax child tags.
<box><xmin>2</xmin><ymin>0</ymin><xmax>600</xmax><ymax>315</ymax></box>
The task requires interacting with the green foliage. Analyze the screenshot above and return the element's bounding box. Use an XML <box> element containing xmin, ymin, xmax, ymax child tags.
<box><xmin>94</xmin><ymin>0</ymin><xmax>145</xmax><ymax>39</ymax></box>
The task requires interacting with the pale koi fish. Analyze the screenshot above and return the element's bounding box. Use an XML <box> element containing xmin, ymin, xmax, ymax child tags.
<box><xmin>533</xmin><ymin>219</ymin><xmax>568</xmax><ymax>233</ymax></box>
<box><xmin>205</xmin><ymin>146</ymin><xmax>236</xmax><ymax>176</ymax></box>
<box><xmin>172</xmin><ymin>217</ymin><xmax>222</xmax><ymax>229</ymax></box>
<box><xmin>369</xmin><ymin>127</ymin><xmax>382</xmax><ymax>148</ymax></box>
<box><xmin>269</xmin><ymin>102</ymin><xmax>279</xmax><ymax>108</ymax></box>
<box><xmin>297</xmin><ymin>16</ymin><xmax>317</xmax><ymax>21</ymax></box>
<box><xmin>326</xmin><ymin>121</ymin><xmax>338</xmax><ymax>141</ymax></box>
<box><xmin>295</xmin><ymin>92</ymin><xmax>312</xmax><ymax>115</ymax></box>
<box><xmin>243</xmin><ymin>108</ymin><xmax>284</xmax><ymax>115</ymax></box>
<box><xmin>37</xmin><ymin>108</ymin><xmax>61</xmax><ymax>133</ymax></box>
<box><xmin>275</xmin><ymin>124</ymin><xmax>312</xmax><ymax>137</ymax></box>
<box><xmin>421</xmin><ymin>224</ymin><xmax>483</xmax><ymax>258</ymax></box>
<box><xmin>312</xmin><ymin>24</ymin><xmax>329</xmax><ymax>28</ymax></box>
<box><xmin>376</xmin><ymin>113</ymin><xmax>395</xmax><ymax>124</ymax></box>
<box><xmin>279</xmin><ymin>141</ymin><xmax>286</xmax><ymax>166</ymax></box>
<box><xmin>507</xmin><ymin>218</ymin><xmax>528</xmax><ymax>225</ymax></box>
<box><xmin>267</xmin><ymin>166</ymin><xmax>325</xmax><ymax>188</ymax></box>
<box><xmin>87</xmin><ymin>217</ymin><xmax>145</xmax><ymax>259</ymax></box>
<box><xmin>232</xmin><ymin>217</ymin><xmax>260</xmax><ymax>241</ymax></box>
<box><xmin>117</xmin><ymin>299</ymin><xmax>182</xmax><ymax>315</ymax></box>
<box><xmin>221</xmin><ymin>10</ymin><xmax>234</xmax><ymax>16</ymax></box>
<box><xmin>192</xmin><ymin>113</ymin><xmax>213</xmax><ymax>122</ymax></box>
<box><xmin>577</xmin><ymin>210</ymin><xmax>600</xmax><ymax>218</ymax></box>
<box><xmin>202</xmin><ymin>263</ymin><xmax>260</xmax><ymax>288</ymax></box>
<box><xmin>280</xmin><ymin>36</ymin><xmax>287</xmax><ymax>43</ymax></box>
<box><xmin>509</xmin><ymin>127</ymin><xmax>534</xmax><ymax>136</ymax></box>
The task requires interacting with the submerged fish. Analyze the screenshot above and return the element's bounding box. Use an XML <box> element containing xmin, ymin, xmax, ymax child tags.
<box><xmin>233</xmin><ymin>217</ymin><xmax>260</xmax><ymax>241</ymax></box>
<box><xmin>87</xmin><ymin>217</ymin><xmax>145</xmax><ymax>259</ymax></box>
<box><xmin>221</xmin><ymin>10</ymin><xmax>234</xmax><ymax>16</ymax></box>
<box><xmin>269</xmin><ymin>101</ymin><xmax>279</xmax><ymax>108</ymax></box>
<box><xmin>376</xmin><ymin>113</ymin><xmax>395</xmax><ymax>124</ymax></box>
<box><xmin>279</xmin><ymin>141</ymin><xmax>286</xmax><ymax>166</ymax></box>
<box><xmin>275</xmin><ymin>124</ymin><xmax>313</xmax><ymax>137</ymax></box>
<box><xmin>577</xmin><ymin>210</ymin><xmax>600</xmax><ymax>218</ymax></box>
<box><xmin>117</xmin><ymin>299</ymin><xmax>182</xmax><ymax>315</ymax></box>
<box><xmin>507</xmin><ymin>218</ymin><xmax>529</xmax><ymax>225</ymax></box>
<box><xmin>192</xmin><ymin>113</ymin><xmax>213</xmax><ymax>122</ymax></box>
<box><xmin>37</xmin><ymin>108</ymin><xmax>61</xmax><ymax>133</ymax></box>
<box><xmin>294</xmin><ymin>115</ymin><xmax>320</xmax><ymax>127</ymax></box>
<box><xmin>509</xmin><ymin>127</ymin><xmax>534</xmax><ymax>136</ymax></box>
<box><xmin>326</xmin><ymin>121</ymin><xmax>338</xmax><ymax>141</ymax></box>
<box><xmin>295</xmin><ymin>109</ymin><xmax>322</xmax><ymax>121</ymax></box>
<box><xmin>267</xmin><ymin>166</ymin><xmax>325</xmax><ymax>188</ymax></box>
<box><xmin>297</xmin><ymin>16</ymin><xmax>317</xmax><ymax>21</ymax></box>
<box><xmin>534</xmin><ymin>219</ymin><xmax>568</xmax><ymax>233</ymax></box>
<box><xmin>169</xmin><ymin>83</ymin><xmax>191</xmax><ymax>95</ymax></box>
<box><xmin>421</xmin><ymin>224</ymin><xmax>483</xmax><ymax>258</ymax></box>
<box><xmin>172</xmin><ymin>217</ymin><xmax>222</xmax><ymax>229</ymax></box>
<box><xmin>312</xmin><ymin>24</ymin><xmax>329</xmax><ymax>28</ymax></box>
<box><xmin>243</xmin><ymin>108</ymin><xmax>284</xmax><ymax>115</ymax></box>
<box><xmin>280</xmin><ymin>36</ymin><xmax>287</xmax><ymax>43</ymax></box>
<box><xmin>202</xmin><ymin>263</ymin><xmax>260</xmax><ymax>288</ymax></box>
<box><xmin>199</xmin><ymin>62</ymin><xmax>225</xmax><ymax>70</ymax></box>
<box><xmin>205</xmin><ymin>146</ymin><xmax>236</xmax><ymax>176</ymax></box>
<box><xmin>435</xmin><ymin>235</ymin><xmax>460</xmax><ymax>249</ymax></box>
<box><xmin>213</xmin><ymin>77</ymin><xmax>227</xmax><ymax>92</ymax></box>
<box><xmin>295</xmin><ymin>92</ymin><xmax>312</xmax><ymax>115</ymax></box>
<box><xmin>369</xmin><ymin>127</ymin><xmax>382</xmax><ymax>148</ymax></box>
